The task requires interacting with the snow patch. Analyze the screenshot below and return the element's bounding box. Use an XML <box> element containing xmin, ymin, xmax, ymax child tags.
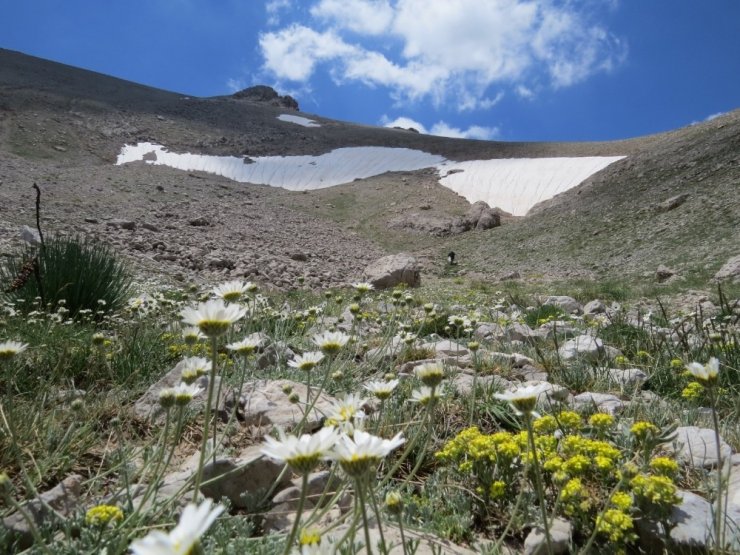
<box><xmin>116</xmin><ymin>143</ymin><xmax>444</xmax><ymax>190</ymax></box>
<box><xmin>439</xmin><ymin>157</ymin><xmax>624</xmax><ymax>216</ymax></box>
<box><xmin>116</xmin><ymin>143</ymin><xmax>624</xmax><ymax>216</ymax></box>
<box><xmin>277</xmin><ymin>114</ymin><xmax>321</xmax><ymax>127</ymax></box>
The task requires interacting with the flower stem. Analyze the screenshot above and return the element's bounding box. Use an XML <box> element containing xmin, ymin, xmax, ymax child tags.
<box><xmin>193</xmin><ymin>335</ymin><xmax>219</xmax><ymax>502</ymax></box>
<box><xmin>355</xmin><ymin>477</ymin><xmax>374</xmax><ymax>555</ymax></box>
<box><xmin>283</xmin><ymin>473</ymin><xmax>308</xmax><ymax>555</ymax></box>
<box><xmin>708</xmin><ymin>387</ymin><xmax>724</xmax><ymax>554</ymax></box>
<box><xmin>525</xmin><ymin>414</ymin><xmax>553</xmax><ymax>555</ymax></box>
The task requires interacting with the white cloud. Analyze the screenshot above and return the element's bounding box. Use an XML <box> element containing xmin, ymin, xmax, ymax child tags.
<box><xmin>226</xmin><ymin>77</ymin><xmax>246</xmax><ymax>93</ymax></box>
<box><xmin>265</xmin><ymin>0</ymin><xmax>293</xmax><ymax>26</ymax></box>
<box><xmin>260</xmin><ymin>25</ymin><xmax>356</xmax><ymax>81</ymax></box>
<box><xmin>516</xmin><ymin>85</ymin><xmax>535</xmax><ymax>99</ymax></box>
<box><xmin>259</xmin><ymin>0</ymin><xmax>625</xmax><ymax>108</ymax></box>
<box><xmin>311</xmin><ymin>0</ymin><xmax>394</xmax><ymax>35</ymax></box>
<box><xmin>382</xmin><ymin>116</ymin><xmax>500</xmax><ymax>140</ymax></box>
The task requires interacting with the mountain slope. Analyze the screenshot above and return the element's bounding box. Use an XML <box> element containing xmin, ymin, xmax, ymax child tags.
<box><xmin>0</xmin><ymin>48</ymin><xmax>737</xmax><ymax>289</ymax></box>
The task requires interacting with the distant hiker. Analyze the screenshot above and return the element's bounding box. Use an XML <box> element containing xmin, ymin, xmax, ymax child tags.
<box><xmin>448</xmin><ymin>251</ymin><xmax>457</xmax><ymax>265</ymax></box>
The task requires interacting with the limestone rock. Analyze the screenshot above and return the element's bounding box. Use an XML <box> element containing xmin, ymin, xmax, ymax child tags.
<box><xmin>572</xmin><ymin>392</ymin><xmax>625</xmax><ymax>415</ymax></box>
<box><xmin>636</xmin><ymin>489</ymin><xmax>740</xmax><ymax>553</ymax></box>
<box><xmin>200</xmin><ymin>446</ymin><xmax>289</xmax><ymax>509</ymax></box>
<box><xmin>606</xmin><ymin>367</ymin><xmax>648</xmax><ymax>388</ymax></box>
<box><xmin>235</xmin><ymin>379</ymin><xmax>335</xmax><ymax>432</ymax></box>
<box><xmin>363</xmin><ymin>253</ymin><xmax>420</xmax><ymax>289</ymax></box>
<box><xmin>132</xmin><ymin>359</ymin><xmax>211</xmax><ymax>423</ymax></box>
<box><xmin>669</xmin><ymin>426</ymin><xmax>732</xmax><ymax>468</ymax></box>
<box><xmin>583</xmin><ymin>299</ymin><xmax>606</xmax><ymax>315</ymax></box>
<box><xmin>543</xmin><ymin>296</ymin><xmax>582</xmax><ymax>315</ymax></box>
<box><xmin>524</xmin><ymin>517</ymin><xmax>572</xmax><ymax>555</ymax></box>
<box><xmin>2</xmin><ymin>474</ymin><xmax>82</xmax><ymax>549</ymax></box>
<box><xmin>558</xmin><ymin>335</ymin><xmax>605</xmax><ymax>361</ymax></box>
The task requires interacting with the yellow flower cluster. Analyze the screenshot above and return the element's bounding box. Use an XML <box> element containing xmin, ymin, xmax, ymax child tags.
<box><xmin>596</xmin><ymin>508</ymin><xmax>636</xmax><ymax>543</ymax></box>
<box><xmin>436</xmin><ymin>427</ymin><xmax>522</xmax><ymax>473</ymax></box>
<box><xmin>649</xmin><ymin>456</ymin><xmax>679</xmax><ymax>477</ymax></box>
<box><xmin>85</xmin><ymin>505</ymin><xmax>124</xmax><ymax>527</ymax></box>
<box><xmin>588</xmin><ymin>413</ymin><xmax>615</xmax><ymax>430</ymax></box>
<box><xmin>630</xmin><ymin>421</ymin><xmax>660</xmax><ymax>442</ymax></box>
<box><xmin>630</xmin><ymin>473</ymin><xmax>681</xmax><ymax>508</ymax></box>
<box><xmin>681</xmin><ymin>381</ymin><xmax>703</xmax><ymax>400</ymax></box>
<box><xmin>559</xmin><ymin>478</ymin><xmax>591</xmax><ymax>516</ymax></box>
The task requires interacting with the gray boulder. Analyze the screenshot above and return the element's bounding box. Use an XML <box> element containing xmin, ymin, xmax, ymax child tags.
<box><xmin>363</xmin><ymin>253</ymin><xmax>420</xmax><ymax>289</ymax></box>
<box><xmin>714</xmin><ymin>254</ymin><xmax>740</xmax><ymax>284</ymax></box>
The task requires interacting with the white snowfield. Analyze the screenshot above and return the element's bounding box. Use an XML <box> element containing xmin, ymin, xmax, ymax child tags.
<box><xmin>116</xmin><ymin>142</ymin><xmax>624</xmax><ymax>216</ymax></box>
<box><xmin>276</xmin><ymin>114</ymin><xmax>321</xmax><ymax>127</ymax></box>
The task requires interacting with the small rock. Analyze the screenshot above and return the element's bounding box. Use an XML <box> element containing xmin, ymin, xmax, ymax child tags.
<box><xmin>189</xmin><ymin>217</ymin><xmax>210</xmax><ymax>226</ymax></box>
<box><xmin>606</xmin><ymin>368</ymin><xmax>648</xmax><ymax>388</ymax></box>
<box><xmin>558</xmin><ymin>335</ymin><xmax>605</xmax><ymax>361</ymax></box>
<box><xmin>583</xmin><ymin>299</ymin><xmax>606</xmax><ymax>315</ymax></box>
<box><xmin>524</xmin><ymin>517</ymin><xmax>572</xmax><ymax>555</ymax></box>
<box><xmin>141</xmin><ymin>222</ymin><xmax>159</xmax><ymax>232</ymax></box>
<box><xmin>656</xmin><ymin>264</ymin><xmax>677</xmax><ymax>283</ymax></box>
<box><xmin>106</xmin><ymin>219</ymin><xmax>136</xmax><ymax>230</ymax></box>
<box><xmin>655</xmin><ymin>193</ymin><xmax>690</xmax><ymax>212</ymax></box>
<box><xmin>543</xmin><ymin>296</ymin><xmax>582</xmax><ymax>315</ymax></box>
<box><xmin>19</xmin><ymin>225</ymin><xmax>41</xmax><ymax>245</ymax></box>
<box><xmin>572</xmin><ymin>392</ymin><xmax>625</xmax><ymax>415</ymax></box>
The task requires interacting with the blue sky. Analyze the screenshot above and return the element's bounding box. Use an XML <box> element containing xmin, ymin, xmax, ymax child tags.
<box><xmin>2</xmin><ymin>1</ymin><xmax>738</xmax><ymax>142</ymax></box>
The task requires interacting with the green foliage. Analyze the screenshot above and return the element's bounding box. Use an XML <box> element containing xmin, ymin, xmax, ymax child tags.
<box><xmin>1</xmin><ymin>234</ymin><xmax>132</xmax><ymax>316</ymax></box>
<box><xmin>523</xmin><ymin>304</ymin><xmax>565</xmax><ymax>328</ymax></box>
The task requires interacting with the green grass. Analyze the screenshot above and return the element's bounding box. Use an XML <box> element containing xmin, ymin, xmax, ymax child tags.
<box><xmin>1</xmin><ymin>234</ymin><xmax>132</xmax><ymax>317</ymax></box>
<box><xmin>0</xmin><ymin>276</ymin><xmax>738</xmax><ymax>554</ymax></box>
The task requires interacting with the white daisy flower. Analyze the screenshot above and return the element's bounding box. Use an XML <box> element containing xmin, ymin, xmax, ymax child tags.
<box><xmin>686</xmin><ymin>357</ymin><xmax>720</xmax><ymax>385</ymax></box>
<box><xmin>172</xmin><ymin>382</ymin><xmax>203</xmax><ymax>406</ymax></box>
<box><xmin>352</xmin><ymin>282</ymin><xmax>374</xmax><ymax>294</ymax></box>
<box><xmin>325</xmin><ymin>394</ymin><xmax>367</xmax><ymax>430</ymax></box>
<box><xmin>180</xmin><ymin>299</ymin><xmax>246</xmax><ymax>337</ymax></box>
<box><xmin>364</xmin><ymin>379</ymin><xmax>399</xmax><ymax>400</ymax></box>
<box><xmin>331</xmin><ymin>429</ymin><xmax>405</xmax><ymax>477</ymax></box>
<box><xmin>129</xmin><ymin>499</ymin><xmax>224</xmax><ymax>555</ymax></box>
<box><xmin>0</xmin><ymin>340</ymin><xmax>28</xmax><ymax>361</ymax></box>
<box><xmin>414</xmin><ymin>362</ymin><xmax>445</xmax><ymax>389</ymax></box>
<box><xmin>448</xmin><ymin>314</ymin><xmax>471</xmax><ymax>328</ymax></box>
<box><xmin>212</xmin><ymin>280</ymin><xmax>251</xmax><ymax>302</ymax></box>
<box><xmin>261</xmin><ymin>427</ymin><xmax>338</xmax><ymax>474</ymax></box>
<box><xmin>288</xmin><ymin>351</ymin><xmax>325</xmax><ymax>372</ymax></box>
<box><xmin>226</xmin><ymin>334</ymin><xmax>263</xmax><ymax>356</ymax></box>
<box><xmin>494</xmin><ymin>383</ymin><xmax>553</xmax><ymax>415</ymax></box>
<box><xmin>410</xmin><ymin>386</ymin><xmax>443</xmax><ymax>406</ymax></box>
<box><xmin>312</xmin><ymin>331</ymin><xmax>350</xmax><ymax>356</ymax></box>
<box><xmin>182</xmin><ymin>327</ymin><xmax>204</xmax><ymax>345</ymax></box>
<box><xmin>180</xmin><ymin>357</ymin><xmax>210</xmax><ymax>384</ymax></box>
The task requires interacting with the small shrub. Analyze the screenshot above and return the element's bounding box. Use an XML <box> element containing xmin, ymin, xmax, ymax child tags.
<box><xmin>1</xmin><ymin>234</ymin><xmax>131</xmax><ymax>316</ymax></box>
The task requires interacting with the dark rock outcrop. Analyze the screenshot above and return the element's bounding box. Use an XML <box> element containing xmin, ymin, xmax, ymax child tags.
<box><xmin>232</xmin><ymin>85</ymin><xmax>299</xmax><ymax>110</ymax></box>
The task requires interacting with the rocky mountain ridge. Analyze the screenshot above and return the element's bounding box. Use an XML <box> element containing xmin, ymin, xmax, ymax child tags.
<box><xmin>1</xmin><ymin>48</ymin><xmax>738</xmax><ymax>290</ymax></box>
